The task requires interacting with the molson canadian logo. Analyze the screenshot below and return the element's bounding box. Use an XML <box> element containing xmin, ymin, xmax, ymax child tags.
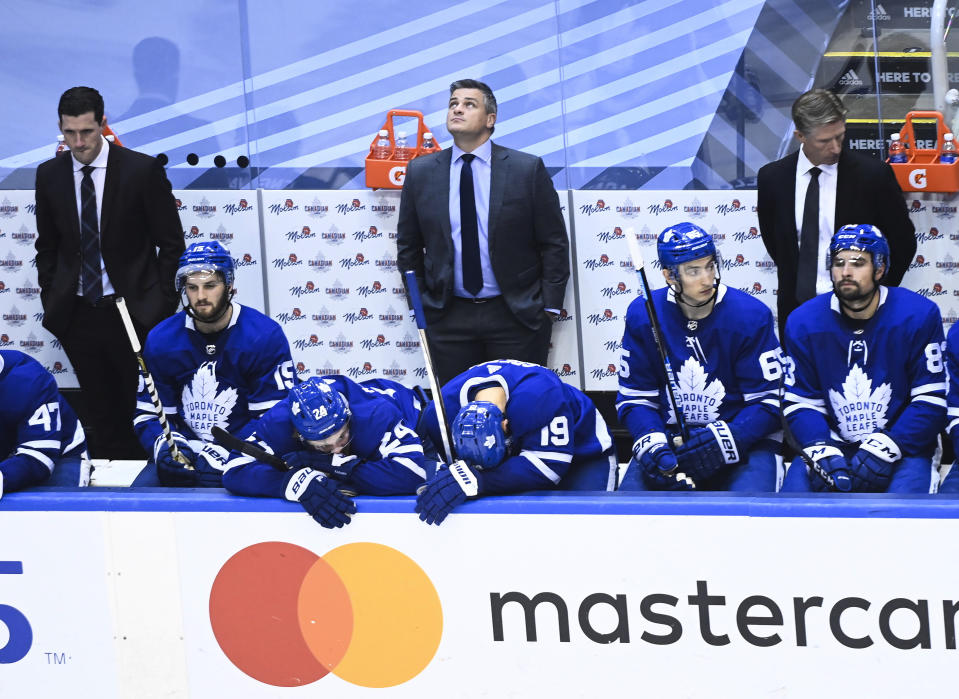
<box><xmin>210</xmin><ymin>542</ymin><xmax>442</xmax><ymax>688</ymax></box>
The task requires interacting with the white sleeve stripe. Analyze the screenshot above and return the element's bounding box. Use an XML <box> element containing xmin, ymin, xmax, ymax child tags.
<box><xmin>22</xmin><ymin>439</ymin><xmax>60</xmax><ymax>449</ymax></box>
<box><xmin>522</xmin><ymin>450</ymin><xmax>573</xmax><ymax>463</ymax></box>
<box><xmin>617</xmin><ymin>386</ymin><xmax>659</xmax><ymax>397</ymax></box>
<box><xmin>911</xmin><ymin>382</ymin><xmax>947</xmax><ymax>396</ymax></box>
<box><xmin>64</xmin><ymin>422</ymin><xmax>85</xmax><ymax>453</ymax></box>
<box><xmin>393</xmin><ymin>456</ymin><xmax>427</xmax><ymax>479</ymax></box>
<box><xmin>248</xmin><ymin>399</ymin><xmax>281</xmax><ymax>411</ymax></box>
<box><xmin>783</xmin><ymin>403</ymin><xmax>827</xmax><ymax>417</ymax></box>
<box><xmin>913</xmin><ymin>395</ymin><xmax>947</xmax><ymax>407</ymax></box>
<box><xmin>761</xmin><ymin>398</ymin><xmax>781</xmax><ymax>407</ymax></box>
<box><xmin>135</xmin><ymin>401</ymin><xmax>155</xmax><ymax>411</ymax></box>
<box><xmin>615</xmin><ymin>399</ymin><xmax>659</xmax><ymax>410</ymax></box>
<box><xmin>16</xmin><ymin>448</ymin><xmax>54</xmax><ymax>470</ymax></box>
<box><xmin>783</xmin><ymin>392</ymin><xmax>825</xmax><ymax>407</ymax></box>
<box><xmin>594</xmin><ymin>411</ymin><xmax>613</xmax><ymax>452</ymax></box>
<box><xmin>744</xmin><ymin>390</ymin><xmax>779</xmax><ymax>401</ymax></box>
<box><xmin>133</xmin><ymin>415</ymin><xmax>155</xmax><ymax>426</ymax></box>
<box><xmin>948</xmin><ymin>407</ymin><xmax>959</xmax><ymax>417</ymax></box>
<box><xmin>520</xmin><ymin>452</ymin><xmax>562</xmax><ymax>484</ymax></box>
<box><xmin>389</xmin><ymin>444</ymin><xmax>424</xmax><ymax>455</ymax></box>
<box><xmin>226</xmin><ymin>455</ymin><xmax>255</xmax><ymax>468</ymax></box>
<box><xmin>949</xmin><ymin>417</ymin><xmax>959</xmax><ymax>433</ymax></box>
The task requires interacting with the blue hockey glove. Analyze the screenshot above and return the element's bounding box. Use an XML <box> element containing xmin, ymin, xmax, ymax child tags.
<box><xmin>675</xmin><ymin>421</ymin><xmax>740</xmax><ymax>482</ymax></box>
<box><xmin>415</xmin><ymin>460</ymin><xmax>481</xmax><ymax>525</ymax></box>
<box><xmin>632</xmin><ymin>432</ymin><xmax>695</xmax><ymax>490</ymax></box>
<box><xmin>193</xmin><ymin>443</ymin><xmax>230</xmax><ymax>487</ymax></box>
<box><xmin>849</xmin><ymin>432</ymin><xmax>899</xmax><ymax>492</ymax></box>
<box><xmin>155</xmin><ymin>433</ymin><xmax>197</xmax><ymax>487</ymax></box>
<box><xmin>284</xmin><ymin>468</ymin><xmax>356</xmax><ymax>528</ymax></box>
<box><xmin>802</xmin><ymin>442</ymin><xmax>852</xmax><ymax>492</ymax></box>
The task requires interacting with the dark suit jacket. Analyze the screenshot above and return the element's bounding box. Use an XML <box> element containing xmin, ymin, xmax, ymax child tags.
<box><xmin>34</xmin><ymin>145</ymin><xmax>184</xmax><ymax>337</ymax></box>
<box><xmin>756</xmin><ymin>148</ymin><xmax>916</xmax><ymax>331</ymax></box>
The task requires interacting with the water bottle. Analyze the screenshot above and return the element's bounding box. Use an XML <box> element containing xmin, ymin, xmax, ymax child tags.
<box><xmin>55</xmin><ymin>134</ymin><xmax>68</xmax><ymax>155</ymax></box>
<box><xmin>941</xmin><ymin>132</ymin><xmax>957</xmax><ymax>164</ymax></box>
<box><xmin>421</xmin><ymin>132</ymin><xmax>437</xmax><ymax>152</ymax></box>
<box><xmin>888</xmin><ymin>132</ymin><xmax>907</xmax><ymax>163</ymax></box>
<box><xmin>370</xmin><ymin>129</ymin><xmax>391</xmax><ymax>160</ymax></box>
<box><xmin>394</xmin><ymin>130</ymin><xmax>414</xmax><ymax>161</ymax></box>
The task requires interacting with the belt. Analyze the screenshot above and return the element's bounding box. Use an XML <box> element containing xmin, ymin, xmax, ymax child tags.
<box><xmin>455</xmin><ymin>295</ymin><xmax>501</xmax><ymax>304</ymax></box>
<box><xmin>79</xmin><ymin>293</ymin><xmax>118</xmax><ymax>309</ymax></box>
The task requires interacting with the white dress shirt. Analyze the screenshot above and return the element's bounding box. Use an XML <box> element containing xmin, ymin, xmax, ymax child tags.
<box><xmin>72</xmin><ymin>136</ymin><xmax>115</xmax><ymax>296</ymax></box>
<box><xmin>794</xmin><ymin>149</ymin><xmax>838</xmax><ymax>295</ymax></box>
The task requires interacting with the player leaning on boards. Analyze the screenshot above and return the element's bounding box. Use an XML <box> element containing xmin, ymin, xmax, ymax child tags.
<box><xmin>939</xmin><ymin>324</ymin><xmax>959</xmax><ymax>493</ymax></box>
<box><xmin>0</xmin><ymin>350</ymin><xmax>91</xmax><ymax>495</ymax></box>
<box><xmin>414</xmin><ymin>360</ymin><xmax>618</xmax><ymax>525</ymax></box>
<box><xmin>221</xmin><ymin>377</ymin><xmax>434</xmax><ymax>527</ymax></box>
<box><xmin>617</xmin><ymin>223</ymin><xmax>782</xmax><ymax>491</ymax></box>
<box><xmin>781</xmin><ymin>224</ymin><xmax>946</xmax><ymax>493</ymax></box>
<box><xmin>131</xmin><ymin>241</ymin><xmax>295</xmax><ymax>487</ymax></box>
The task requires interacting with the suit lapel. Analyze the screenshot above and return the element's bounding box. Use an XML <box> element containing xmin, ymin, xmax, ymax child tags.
<box><xmin>487</xmin><ymin>143</ymin><xmax>508</xmax><ymax>249</ymax></box>
<box><xmin>436</xmin><ymin>148</ymin><xmax>452</xmax><ymax>240</ymax></box>
<box><xmin>56</xmin><ymin>155</ymin><xmax>82</xmax><ymax>241</ymax></box>
<box><xmin>100</xmin><ymin>145</ymin><xmax>122</xmax><ymax>236</ymax></box>
<box><xmin>781</xmin><ymin>151</ymin><xmax>800</xmax><ymax>259</ymax></box>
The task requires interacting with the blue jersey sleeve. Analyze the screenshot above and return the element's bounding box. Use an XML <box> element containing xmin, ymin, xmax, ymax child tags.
<box><xmin>0</xmin><ymin>366</ymin><xmax>61</xmax><ymax>491</ymax></box>
<box><xmin>243</xmin><ymin>323</ymin><xmax>295</xmax><ymax>421</ymax></box>
<box><xmin>616</xmin><ymin>296</ymin><xmax>668</xmax><ymax>441</ymax></box>
<box><xmin>134</xmin><ymin>327</ymin><xmax>188</xmax><ymax>455</ymax></box>
<box><xmin>726</xmin><ymin>309</ymin><xmax>782</xmax><ymax>451</ymax></box>
<box><xmin>782</xmin><ymin>317</ymin><xmax>836</xmax><ymax>448</ymax></box>
<box><xmin>947</xmin><ymin>323</ymin><xmax>959</xmax><ymax>455</ymax></box>
<box><xmin>220</xmin><ymin>404</ymin><xmax>295</xmax><ymax>498</ymax></box>
<box><xmin>343</xmin><ymin>408</ymin><xmax>427</xmax><ymax>496</ymax></box>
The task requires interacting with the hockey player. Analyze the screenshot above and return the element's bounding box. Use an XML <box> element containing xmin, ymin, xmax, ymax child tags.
<box><xmin>414</xmin><ymin>360</ymin><xmax>617</xmax><ymax>525</ymax></box>
<box><xmin>0</xmin><ymin>349</ymin><xmax>90</xmax><ymax>493</ymax></box>
<box><xmin>222</xmin><ymin>376</ymin><xmax>433</xmax><ymax>527</ymax></box>
<box><xmin>781</xmin><ymin>224</ymin><xmax>946</xmax><ymax>493</ymax></box>
<box><xmin>132</xmin><ymin>241</ymin><xmax>295</xmax><ymax>487</ymax></box>
<box><xmin>617</xmin><ymin>223</ymin><xmax>782</xmax><ymax>491</ymax></box>
<box><xmin>939</xmin><ymin>323</ymin><xmax>959</xmax><ymax>493</ymax></box>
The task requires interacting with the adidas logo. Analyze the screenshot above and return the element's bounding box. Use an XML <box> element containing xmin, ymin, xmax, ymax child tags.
<box><xmin>867</xmin><ymin>4</ymin><xmax>890</xmax><ymax>20</ymax></box>
<box><xmin>839</xmin><ymin>69</ymin><xmax>864</xmax><ymax>87</ymax></box>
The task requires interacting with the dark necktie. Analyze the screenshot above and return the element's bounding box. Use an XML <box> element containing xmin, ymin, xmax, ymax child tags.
<box><xmin>796</xmin><ymin>166</ymin><xmax>822</xmax><ymax>304</ymax></box>
<box><xmin>80</xmin><ymin>165</ymin><xmax>103</xmax><ymax>302</ymax></box>
<box><xmin>459</xmin><ymin>153</ymin><xmax>483</xmax><ymax>297</ymax></box>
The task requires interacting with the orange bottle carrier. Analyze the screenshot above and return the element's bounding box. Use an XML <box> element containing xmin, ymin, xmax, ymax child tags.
<box><xmin>887</xmin><ymin>110</ymin><xmax>959</xmax><ymax>192</ymax></box>
<box><xmin>364</xmin><ymin>109</ymin><xmax>441</xmax><ymax>190</ymax></box>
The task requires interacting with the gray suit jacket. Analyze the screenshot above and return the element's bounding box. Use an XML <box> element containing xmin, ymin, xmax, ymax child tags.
<box><xmin>396</xmin><ymin>142</ymin><xmax>569</xmax><ymax>330</ymax></box>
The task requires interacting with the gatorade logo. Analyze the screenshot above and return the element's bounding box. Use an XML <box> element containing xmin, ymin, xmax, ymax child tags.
<box><xmin>209</xmin><ymin>542</ymin><xmax>442</xmax><ymax>688</ymax></box>
<box><xmin>389</xmin><ymin>166</ymin><xmax>407</xmax><ymax>185</ymax></box>
<box><xmin>909</xmin><ymin>169</ymin><xmax>927</xmax><ymax>189</ymax></box>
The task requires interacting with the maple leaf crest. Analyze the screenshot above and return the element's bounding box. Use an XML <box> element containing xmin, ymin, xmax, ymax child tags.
<box><xmin>667</xmin><ymin>356</ymin><xmax>725</xmax><ymax>425</ymax></box>
<box><xmin>180</xmin><ymin>361</ymin><xmax>238</xmax><ymax>440</ymax></box>
<box><xmin>827</xmin><ymin>364</ymin><xmax>891</xmax><ymax>441</ymax></box>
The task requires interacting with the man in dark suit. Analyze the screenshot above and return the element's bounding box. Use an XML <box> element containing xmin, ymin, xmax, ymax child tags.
<box><xmin>34</xmin><ymin>86</ymin><xmax>184</xmax><ymax>458</ymax></box>
<box><xmin>757</xmin><ymin>88</ymin><xmax>915</xmax><ymax>337</ymax></box>
<box><xmin>397</xmin><ymin>79</ymin><xmax>569</xmax><ymax>384</ymax></box>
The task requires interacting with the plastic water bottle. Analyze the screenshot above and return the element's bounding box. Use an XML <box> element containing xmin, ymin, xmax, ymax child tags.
<box><xmin>421</xmin><ymin>132</ymin><xmax>437</xmax><ymax>152</ymax></box>
<box><xmin>941</xmin><ymin>132</ymin><xmax>957</xmax><ymax>163</ymax></box>
<box><xmin>888</xmin><ymin>132</ymin><xmax>908</xmax><ymax>163</ymax></box>
<box><xmin>394</xmin><ymin>130</ymin><xmax>414</xmax><ymax>161</ymax></box>
<box><xmin>55</xmin><ymin>134</ymin><xmax>68</xmax><ymax>155</ymax></box>
<box><xmin>370</xmin><ymin>129</ymin><xmax>391</xmax><ymax>160</ymax></box>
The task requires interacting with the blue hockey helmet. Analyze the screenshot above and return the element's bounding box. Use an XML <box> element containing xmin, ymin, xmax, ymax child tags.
<box><xmin>290</xmin><ymin>378</ymin><xmax>351</xmax><ymax>440</ymax></box>
<box><xmin>828</xmin><ymin>224</ymin><xmax>890</xmax><ymax>278</ymax></box>
<box><xmin>452</xmin><ymin>401</ymin><xmax>508</xmax><ymax>470</ymax></box>
<box><xmin>657</xmin><ymin>222</ymin><xmax>716</xmax><ymax>271</ymax></box>
<box><xmin>175</xmin><ymin>241</ymin><xmax>235</xmax><ymax>292</ymax></box>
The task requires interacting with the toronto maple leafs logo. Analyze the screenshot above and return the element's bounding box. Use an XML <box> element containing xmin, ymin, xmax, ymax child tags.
<box><xmin>828</xmin><ymin>364</ymin><xmax>891</xmax><ymax>441</ymax></box>
<box><xmin>667</xmin><ymin>357</ymin><xmax>725</xmax><ymax>425</ymax></box>
<box><xmin>181</xmin><ymin>361</ymin><xmax>238</xmax><ymax>441</ymax></box>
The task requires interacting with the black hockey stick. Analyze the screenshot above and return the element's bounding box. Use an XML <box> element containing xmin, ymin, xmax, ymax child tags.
<box><xmin>404</xmin><ymin>270</ymin><xmax>455</xmax><ymax>463</ymax></box>
<box><xmin>116</xmin><ymin>297</ymin><xmax>193</xmax><ymax>469</ymax></box>
<box><xmin>624</xmin><ymin>229</ymin><xmax>695</xmax><ymax>489</ymax></box>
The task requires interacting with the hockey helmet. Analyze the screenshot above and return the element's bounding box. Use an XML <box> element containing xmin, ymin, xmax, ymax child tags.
<box><xmin>290</xmin><ymin>378</ymin><xmax>351</xmax><ymax>441</ymax></box>
<box><xmin>175</xmin><ymin>241</ymin><xmax>235</xmax><ymax>292</ymax></box>
<box><xmin>828</xmin><ymin>224</ymin><xmax>889</xmax><ymax>278</ymax></box>
<box><xmin>452</xmin><ymin>401</ymin><xmax>508</xmax><ymax>470</ymax></box>
<box><xmin>657</xmin><ymin>222</ymin><xmax>716</xmax><ymax>272</ymax></box>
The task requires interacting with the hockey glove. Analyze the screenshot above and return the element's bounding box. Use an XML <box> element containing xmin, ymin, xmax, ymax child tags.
<box><xmin>632</xmin><ymin>432</ymin><xmax>695</xmax><ymax>491</ymax></box>
<box><xmin>193</xmin><ymin>443</ymin><xmax>230</xmax><ymax>487</ymax></box>
<box><xmin>802</xmin><ymin>442</ymin><xmax>852</xmax><ymax>493</ymax></box>
<box><xmin>415</xmin><ymin>460</ymin><xmax>481</xmax><ymax>525</ymax></box>
<box><xmin>675</xmin><ymin>421</ymin><xmax>740</xmax><ymax>482</ymax></box>
<box><xmin>285</xmin><ymin>468</ymin><xmax>356</xmax><ymax>528</ymax></box>
<box><xmin>155</xmin><ymin>433</ymin><xmax>197</xmax><ymax>487</ymax></box>
<box><xmin>849</xmin><ymin>432</ymin><xmax>900</xmax><ymax>493</ymax></box>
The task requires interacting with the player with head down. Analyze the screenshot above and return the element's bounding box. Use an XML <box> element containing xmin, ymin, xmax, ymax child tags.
<box><xmin>617</xmin><ymin>222</ymin><xmax>783</xmax><ymax>491</ymax></box>
<box><xmin>414</xmin><ymin>359</ymin><xmax>617</xmax><ymax>525</ymax></box>
<box><xmin>221</xmin><ymin>376</ymin><xmax>434</xmax><ymax>527</ymax></box>
<box><xmin>131</xmin><ymin>241</ymin><xmax>295</xmax><ymax>486</ymax></box>
<box><xmin>938</xmin><ymin>324</ymin><xmax>959</xmax><ymax>493</ymax></box>
<box><xmin>0</xmin><ymin>349</ymin><xmax>91</xmax><ymax>494</ymax></box>
<box><xmin>781</xmin><ymin>224</ymin><xmax>946</xmax><ymax>493</ymax></box>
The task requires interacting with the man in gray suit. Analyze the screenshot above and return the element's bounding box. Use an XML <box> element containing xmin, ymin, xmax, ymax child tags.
<box><xmin>397</xmin><ymin>79</ymin><xmax>569</xmax><ymax>384</ymax></box>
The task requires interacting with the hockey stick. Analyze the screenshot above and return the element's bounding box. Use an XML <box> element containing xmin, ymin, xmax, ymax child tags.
<box><xmin>115</xmin><ymin>297</ymin><xmax>193</xmax><ymax>468</ymax></box>
<box><xmin>403</xmin><ymin>270</ymin><xmax>454</xmax><ymax>463</ymax></box>
<box><xmin>211</xmin><ymin>425</ymin><xmax>358</xmax><ymax>496</ymax></box>
<box><xmin>624</xmin><ymin>230</ymin><xmax>695</xmax><ymax>489</ymax></box>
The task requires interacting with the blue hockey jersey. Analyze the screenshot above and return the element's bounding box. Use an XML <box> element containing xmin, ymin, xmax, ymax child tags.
<box><xmin>783</xmin><ymin>287</ymin><xmax>946</xmax><ymax>456</ymax></box>
<box><xmin>420</xmin><ymin>360</ymin><xmax>614</xmax><ymax>493</ymax></box>
<box><xmin>134</xmin><ymin>303</ymin><xmax>294</xmax><ymax>453</ymax></box>
<box><xmin>942</xmin><ymin>322</ymin><xmax>958</xmax><ymax>455</ymax></box>
<box><xmin>617</xmin><ymin>285</ymin><xmax>781</xmax><ymax>451</ymax></box>
<box><xmin>222</xmin><ymin>376</ymin><xmax>428</xmax><ymax>497</ymax></box>
<box><xmin>0</xmin><ymin>350</ymin><xmax>87</xmax><ymax>492</ymax></box>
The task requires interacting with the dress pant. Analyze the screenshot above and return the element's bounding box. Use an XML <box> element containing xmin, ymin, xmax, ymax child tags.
<box><xmin>426</xmin><ymin>296</ymin><xmax>552</xmax><ymax>385</ymax></box>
